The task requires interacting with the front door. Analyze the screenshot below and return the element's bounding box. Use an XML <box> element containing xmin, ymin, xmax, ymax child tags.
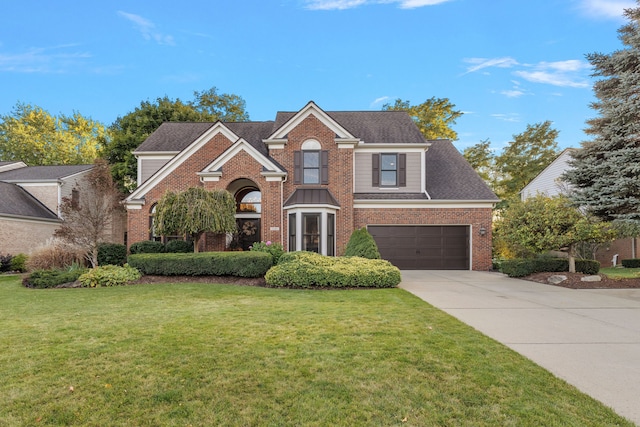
<box><xmin>237</xmin><ymin>218</ymin><xmax>261</xmax><ymax>251</ymax></box>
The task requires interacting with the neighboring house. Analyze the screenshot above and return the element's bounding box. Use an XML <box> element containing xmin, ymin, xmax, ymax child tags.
<box><xmin>125</xmin><ymin>101</ymin><xmax>498</xmax><ymax>270</ymax></box>
<box><xmin>0</xmin><ymin>163</ymin><xmax>126</xmax><ymax>254</ymax></box>
<box><xmin>521</xmin><ymin>148</ymin><xmax>638</xmax><ymax>266</ymax></box>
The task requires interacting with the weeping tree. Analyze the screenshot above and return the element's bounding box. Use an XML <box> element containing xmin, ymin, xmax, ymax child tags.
<box><xmin>154</xmin><ymin>187</ymin><xmax>236</xmax><ymax>252</ymax></box>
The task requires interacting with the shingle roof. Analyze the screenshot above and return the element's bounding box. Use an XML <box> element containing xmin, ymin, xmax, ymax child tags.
<box><xmin>0</xmin><ymin>164</ymin><xmax>94</xmax><ymax>182</ymax></box>
<box><xmin>425</xmin><ymin>140</ymin><xmax>498</xmax><ymax>201</ymax></box>
<box><xmin>284</xmin><ymin>188</ymin><xmax>340</xmax><ymax>207</ymax></box>
<box><xmin>0</xmin><ymin>182</ymin><xmax>59</xmax><ymax>220</ymax></box>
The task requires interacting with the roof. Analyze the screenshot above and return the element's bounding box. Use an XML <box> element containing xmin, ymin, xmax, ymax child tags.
<box><xmin>0</xmin><ymin>164</ymin><xmax>94</xmax><ymax>182</ymax></box>
<box><xmin>0</xmin><ymin>182</ymin><xmax>59</xmax><ymax>220</ymax></box>
<box><xmin>425</xmin><ymin>140</ymin><xmax>499</xmax><ymax>201</ymax></box>
<box><xmin>284</xmin><ymin>188</ymin><xmax>340</xmax><ymax>207</ymax></box>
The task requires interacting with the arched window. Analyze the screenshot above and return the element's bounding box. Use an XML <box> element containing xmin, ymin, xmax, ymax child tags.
<box><xmin>235</xmin><ymin>189</ymin><xmax>262</xmax><ymax>213</ymax></box>
<box><xmin>295</xmin><ymin>139</ymin><xmax>328</xmax><ymax>185</ymax></box>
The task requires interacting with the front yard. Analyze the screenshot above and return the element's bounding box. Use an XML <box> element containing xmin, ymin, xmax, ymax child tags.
<box><xmin>0</xmin><ymin>275</ymin><xmax>631</xmax><ymax>426</ymax></box>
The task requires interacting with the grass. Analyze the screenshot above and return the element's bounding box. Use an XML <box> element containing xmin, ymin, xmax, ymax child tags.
<box><xmin>0</xmin><ymin>274</ymin><xmax>633</xmax><ymax>426</ymax></box>
<box><xmin>601</xmin><ymin>267</ymin><xmax>640</xmax><ymax>279</ymax></box>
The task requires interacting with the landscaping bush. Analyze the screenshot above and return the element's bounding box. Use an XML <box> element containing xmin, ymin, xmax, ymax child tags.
<box><xmin>250</xmin><ymin>241</ymin><xmax>284</xmax><ymax>265</ymax></box>
<box><xmin>78</xmin><ymin>265</ymin><xmax>141</xmax><ymax>287</ymax></box>
<box><xmin>97</xmin><ymin>243</ymin><xmax>127</xmax><ymax>266</ymax></box>
<box><xmin>344</xmin><ymin>228</ymin><xmax>381</xmax><ymax>259</ymax></box>
<box><xmin>622</xmin><ymin>259</ymin><xmax>640</xmax><ymax>268</ymax></box>
<box><xmin>10</xmin><ymin>253</ymin><xmax>28</xmax><ymax>273</ymax></box>
<box><xmin>500</xmin><ymin>257</ymin><xmax>601</xmax><ymax>277</ymax></box>
<box><xmin>24</xmin><ymin>266</ymin><xmax>87</xmax><ymax>289</ymax></box>
<box><xmin>0</xmin><ymin>254</ymin><xmax>13</xmax><ymax>272</ymax></box>
<box><xmin>165</xmin><ymin>239</ymin><xmax>194</xmax><ymax>253</ymax></box>
<box><xmin>26</xmin><ymin>242</ymin><xmax>86</xmax><ymax>270</ymax></box>
<box><xmin>129</xmin><ymin>240</ymin><xmax>165</xmax><ymax>254</ymax></box>
<box><xmin>128</xmin><ymin>251</ymin><xmax>272</xmax><ymax>278</ymax></box>
<box><xmin>265</xmin><ymin>251</ymin><xmax>400</xmax><ymax>288</ymax></box>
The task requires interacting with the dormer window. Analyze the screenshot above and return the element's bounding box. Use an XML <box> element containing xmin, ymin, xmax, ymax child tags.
<box><xmin>294</xmin><ymin>140</ymin><xmax>329</xmax><ymax>185</ymax></box>
<box><xmin>372</xmin><ymin>153</ymin><xmax>407</xmax><ymax>188</ymax></box>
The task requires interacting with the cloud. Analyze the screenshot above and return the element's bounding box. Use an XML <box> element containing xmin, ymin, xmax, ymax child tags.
<box><xmin>304</xmin><ymin>0</ymin><xmax>452</xmax><ymax>10</ymax></box>
<box><xmin>577</xmin><ymin>0</ymin><xmax>635</xmax><ymax>20</ymax></box>
<box><xmin>370</xmin><ymin>96</ymin><xmax>390</xmax><ymax>107</ymax></box>
<box><xmin>0</xmin><ymin>45</ymin><xmax>91</xmax><ymax>73</ymax></box>
<box><xmin>463</xmin><ymin>57</ymin><xmax>519</xmax><ymax>74</ymax></box>
<box><xmin>118</xmin><ymin>11</ymin><xmax>175</xmax><ymax>46</ymax></box>
<box><xmin>514</xmin><ymin>60</ymin><xmax>590</xmax><ymax>88</ymax></box>
<box><xmin>491</xmin><ymin>113</ymin><xmax>520</xmax><ymax>123</ymax></box>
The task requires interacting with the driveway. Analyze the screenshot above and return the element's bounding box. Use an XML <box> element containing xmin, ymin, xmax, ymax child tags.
<box><xmin>400</xmin><ymin>270</ymin><xmax>640</xmax><ymax>425</ymax></box>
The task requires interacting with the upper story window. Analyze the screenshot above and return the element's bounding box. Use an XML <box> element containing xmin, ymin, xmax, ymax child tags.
<box><xmin>294</xmin><ymin>140</ymin><xmax>329</xmax><ymax>185</ymax></box>
<box><xmin>372</xmin><ymin>153</ymin><xmax>407</xmax><ymax>188</ymax></box>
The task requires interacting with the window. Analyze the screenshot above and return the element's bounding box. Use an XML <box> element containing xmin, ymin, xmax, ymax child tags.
<box><xmin>71</xmin><ymin>188</ymin><xmax>80</xmax><ymax>208</ymax></box>
<box><xmin>294</xmin><ymin>140</ymin><xmax>329</xmax><ymax>185</ymax></box>
<box><xmin>372</xmin><ymin>153</ymin><xmax>406</xmax><ymax>188</ymax></box>
<box><xmin>286</xmin><ymin>210</ymin><xmax>336</xmax><ymax>256</ymax></box>
<box><xmin>149</xmin><ymin>204</ymin><xmax>161</xmax><ymax>241</ymax></box>
<box><xmin>303</xmin><ymin>151</ymin><xmax>320</xmax><ymax>184</ymax></box>
<box><xmin>303</xmin><ymin>214</ymin><xmax>320</xmax><ymax>253</ymax></box>
<box><xmin>236</xmin><ymin>189</ymin><xmax>261</xmax><ymax>213</ymax></box>
<box><xmin>289</xmin><ymin>213</ymin><xmax>297</xmax><ymax>251</ymax></box>
<box><xmin>327</xmin><ymin>213</ymin><xmax>335</xmax><ymax>257</ymax></box>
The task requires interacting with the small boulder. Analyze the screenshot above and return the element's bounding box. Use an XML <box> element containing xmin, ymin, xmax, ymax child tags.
<box><xmin>548</xmin><ymin>275</ymin><xmax>568</xmax><ymax>284</ymax></box>
<box><xmin>581</xmin><ymin>275</ymin><xmax>602</xmax><ymax>282</ymax></box>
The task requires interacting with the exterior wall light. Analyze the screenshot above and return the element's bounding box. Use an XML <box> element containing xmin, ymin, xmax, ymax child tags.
<box><xmin>479</xmin><ymin>226</ymin><xmax>487</xmax><ymax>236</ymax></box>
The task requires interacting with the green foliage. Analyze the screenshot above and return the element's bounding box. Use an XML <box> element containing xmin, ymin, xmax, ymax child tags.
<box><xmin>622</xmin><ymin>259</ymin><xmax>640</xmax><ymax>268</ymax></box>
<box><xmin>344</xmin><ymin>228</ymin><xmax>381</xmax><ymax>259</ymax></box>
<box><xmin>78</xmin><ymin>264</ymin><xmax>141</xmax><ymax>287</ymax></box>
<box><xmin>154</xmin><ymin>188</ymin><xmax>236</xmax><ymax>251</ymax></box>
<box><xmin>383</xmin><ymin>97</ymin><xmax>462</xmax><ymax>140</ymax></box>
<box><xmin>25</xmin><ymin>267</ymin><xmax>87</xmax><ymax>288</ymax></box>
<box><xmin>128</xmin><ymin>252</ymin><xmax>272</xmax><ymax>278</ymax></box>
<box><xmin>165</xmin><ymin>239</ymin><xmax>194</xmax><ymax>253</ymax></box>
<box><xmin>10</xmin><ymin>253</ymin><xmax>28</xmax><ymax>273</ymax></box>
<box><xmin>0</xmin><ymin>102</ymin><xmax>105</xmax><ymax>165</ymax></box>
<box><xmin>462</xmin><ymin>138</ymin><xmax>495</xmax><ymax>187</ymax></box>
<box><xmin>101</xmin><ymin>88</ymin><xmax>248</xmax><ymax>191</ymax></box>
<box><xmin>250</xmin><ymin>241</ymin><xmax>284</xmax><ymax>265</ymax></box>
<box><xmin>500</xmin><ymin>258</ymin><xmax>600</xmax><ymax>277</ymax></box>
<box><xmin>97</xmin><ymin>243</ymin><xmax>127</xmax><ymax>266</ymax></box>
<box><xmin>129</xmin><ymin>240</ymin><xmax>166</xmax><ymax>254</ymax></box>
<box><xmin>0</xmin><ymin>254</ymin><xmax>12</xmax><ymax>272</ymax></box>
<box><xmin>265</xmin><ymin>251</ymin><xmax>401</xmax><ymax>288</ymax></box>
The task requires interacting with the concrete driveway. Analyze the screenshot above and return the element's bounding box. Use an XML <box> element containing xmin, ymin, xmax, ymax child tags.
<box><xmin>399</xmin><ymin>270</ymin><xmax>640</xmax><ymax>425</ymax></box>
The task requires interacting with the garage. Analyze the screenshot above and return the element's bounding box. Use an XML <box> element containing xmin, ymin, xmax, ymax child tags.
<box><xmin>368</xmin><ymin>225</ymin><xmax>470</xmax><ymax>270</ymax></box>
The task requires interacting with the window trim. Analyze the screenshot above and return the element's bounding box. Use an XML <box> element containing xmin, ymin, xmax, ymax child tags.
<box><xmin>372</xmin><ymin>153</ymin><xmax>407</xmax><ymax>188</ymax></box>
<box><xmin>286</xmin><ymin>208</ymin><xmax>336</xmax><ymax>256</ymax></box>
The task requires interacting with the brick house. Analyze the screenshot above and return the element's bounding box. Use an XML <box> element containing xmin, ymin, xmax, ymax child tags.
<box><xmin>125</xmin><ymin>102</ymin><xmax>498</xmax><ymax>270</ymax></box>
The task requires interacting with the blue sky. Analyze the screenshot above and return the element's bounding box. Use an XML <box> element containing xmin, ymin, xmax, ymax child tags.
<box><xmin>0</xmin><ymin>0</ymin><xmax>634</xmax><ymax>153</ymax></box>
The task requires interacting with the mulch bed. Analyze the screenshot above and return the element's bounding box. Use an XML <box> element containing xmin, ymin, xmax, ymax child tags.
<box><xmin>522</xmin><ymin>272</ymin><xmax>640</xmax><ymax>289</ymax></box>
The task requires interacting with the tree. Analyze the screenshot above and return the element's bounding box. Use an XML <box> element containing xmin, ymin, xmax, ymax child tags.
<box><xmin>0</xmin><ymin>102</ymin><xmax>105</xmax><ymax>165</ymax></box>
<box><xmin>101</xmin><ymin>87</ymin><xmax>248</xmax><ymax>192</ymax></box>
<box><xmin>564</xmin><ymin>4</ymin><xmax>640</xmax><ymax>224</ymax></box>
<box><xmin>383</xmin><ymin>97</ymin><xmax>462</xmax><ymax>140</ymax></box>
<box><xmin>495</xmin><ymin>195</ymin><xmax>616</xmax><ymax>272</ymax></box>
<box><xmin>494</xmin><ymin>121</ymin><xmax>559</xmax><ymax>204</ymax></box>
<box><xmin>55</xmin><ymin>159</ymin><xmax>124</xmax><ymax>267</ymax></box>
<box><xmin>154</xmin><ymin>187</ymin><xmax>237</xmax><ymax>252</ymax></box>
<box><xmin>462</xmin><ymin>138</ymin><xmax>496</xmax><ymax>188</ymax></box>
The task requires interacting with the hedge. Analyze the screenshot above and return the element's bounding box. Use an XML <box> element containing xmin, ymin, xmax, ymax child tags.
<box><xmin>265</xmin><ymin>251</ymin><xmax>401</xmax><ymax>288</ymax></box>
<box><xmin>621</xmin><ymin>259</ymin><xmax>640</xmax><ymax>268</ymax></box>
<box><xmin>500</xmin><ymin>258</ymin><xmax>600</xmax><ymax>277</ymax></box>
<box><xmin>129</xmin><ymin>240</ymin><xmax>165</xmax><ymax>254</ymax></box>
<box><xmin>78</xmin><ymin>265</ymin><xmax>141</xmax><ymax>287</ymax></box>
<box><xmin>24</xmin><ymin>268</ymin><xmax>87</xmax><ymax>289</ymax></box>
<box><xmin>344</xmin><ymin>228</ymin><xmax>381</xmax><ymax>259</ymax></box>
<box><xmin>128</xmin><ymin>251</ymin><xmax>272</xmax><ymax>278</ymax></box>
<box><xmin>98</xmin><ymin>243</ymin><xmax>127</xmax><ymax>266</ymax></box>
<box><xmin>165</xmin><ymin>240</ymin><xmax>194</xmax><ymax>253</ymax></box>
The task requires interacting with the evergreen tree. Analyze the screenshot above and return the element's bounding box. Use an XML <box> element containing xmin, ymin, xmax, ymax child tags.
<box><xmin>564</xmin><ymin>4</ymin><xmax>640</xmax><ymax>223</ymax></box>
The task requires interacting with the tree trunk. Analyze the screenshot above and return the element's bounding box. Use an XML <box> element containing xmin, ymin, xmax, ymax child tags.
<box><xmin>193</xmin><ymin>233</ymin><xmax>201</xmax><ymax>253</ymax></box>
<box><xmin>568</xmin><ymin>243</ymin><xmax>576</xmax><ymax>273</ymax></box>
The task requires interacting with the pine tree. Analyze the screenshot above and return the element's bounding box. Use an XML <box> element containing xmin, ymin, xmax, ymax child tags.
<box><xmin>564</xmin><ymin>4</ymin><xmax>640</xmax><ymax>223</ymax></box>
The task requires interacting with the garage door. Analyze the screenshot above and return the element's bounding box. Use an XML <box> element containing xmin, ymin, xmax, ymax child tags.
<box><xmin>368</xmin><ymin>225</ymin><xmax>470</xmax><ymax>270</ymax></box>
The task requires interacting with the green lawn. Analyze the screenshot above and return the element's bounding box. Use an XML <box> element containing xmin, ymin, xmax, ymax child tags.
<box><xmin>601</xmin><ymin>266</ymin><xmax>640</xmax><ymax>279</ymax></box>
<box><xmin>0</xmin><ymin>275</ymin><xmax>632</xmax><ymax>426</ymax></box>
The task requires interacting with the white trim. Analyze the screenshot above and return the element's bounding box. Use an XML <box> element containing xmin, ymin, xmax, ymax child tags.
<box><xmin>336</xmin><ymin>138</ymin><xmax>359</xmax><ymax>148</ymax></box>
<box><xmin>286</xmin><ymin>207</ymin><xmax>337</xmax><ymax>256</ymax></box>
<box><xmin>0</xmin><ymin>214</ymin><xmax>61</xmax><ymax>224</ymax></box>
<box><xmin>267</xmin><ymin>101</ymin><xmax>357</xmax><ymax>141</ymax></box>
<box><xmin>355</xmin><ymin>142</ymin><xmax>430</xmax><ymax>152</ymax></box>
<box><xmin>284</xmin><ymin>203</ymin><xmax>341</xmax><ymax>210</ymax></box>
<box><xmin>125</xmin><ymin>200</ymin><xmax>144</xmax><ymax>210</ymax></box>
<box><xmin>200</xmin><ymin>139</ymin><xmax>284</xmax><ymax>176</ymax></box>
<box><xmin>354</xmin><ymin>200</ymin><xmax>496</xmax><ymax>209</ymax></box>
<box><xmin>134</xmin><ymin>151</ymin><xmax>179</xmax><ymax>157</ymax></box>
<box><xmin>302</xmin><ymin>139</ymin><xmax>321</xmax><ymax>150</ymax></box>
<box><xmin>14</xmin><ymin>182</ymin><xmax>59</xmax><ymax>187</ymax></box>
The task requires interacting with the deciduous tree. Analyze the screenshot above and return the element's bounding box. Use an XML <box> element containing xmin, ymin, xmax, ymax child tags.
<box><xmin>154</xmin><ymin>187</ymin><xmax>237</xmax><ymax>252</ymax></box>
<box><xmin>462</xmin><ymin>138</ymin><xmax>496</xmax><ymax>188</ymax></box>
<box><xmin>383</xmin><ymin>97</ymin><xmax>462</xmax><ymax>140</ymax></box>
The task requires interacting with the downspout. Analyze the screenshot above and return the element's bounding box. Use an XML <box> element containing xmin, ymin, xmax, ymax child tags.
<box><xmin>281</xmin><ymin>174</ymin><xmax>287</xmax><ymax>247</ymax></box>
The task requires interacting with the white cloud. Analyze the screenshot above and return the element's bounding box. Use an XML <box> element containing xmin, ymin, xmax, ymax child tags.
<box><xmin>500</xmin><ymin>89</ymin><xmax>525</xmax><ymax>98</ymax></box>
<box><xmin>370</xmin><ymin>96</ymin><xmax>390</xmax><ymax>107</ymax></box>
<box><xmin>578</xmin><ymin>0</ymin><xmax>635</xmax><ymax>20</ymax></box>
<box><xmin>515</xmin><ymin>60</ymin><xmax>590</xmax><ymax>88</ymax></box>
<box><xmin>304</xmin><ymin>0</ymin><xmax>452</xmax><ymax>10</ymax></box>
<box><xmin>118</xmin><ymin>11</ymin><xmax>175</xmax><ymax>46</ymax></box>
<box><xmin>491</xmin><ymin>113</ymin><xmax>520</xmax><ymax>123</ymax></box>
<box><xmin>0</xmin><ymin>45</ymin><xmax>91</xmax><ymax>73</ymax></box>
<box><xmin>463</xmin><ymin>57</ymin><xmax>519</xmax><ymax>74</ymax></box>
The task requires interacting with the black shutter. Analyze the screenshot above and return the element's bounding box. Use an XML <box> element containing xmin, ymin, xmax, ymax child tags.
<box><xmin>372</xmin><ymin>154</ymin><xmax>380</xmax><ymax>187</ymax></box>
<box><xmin>293</xmin><ymin>151</ymin><xmax>301</xmax><ymax>184</ymax></box>
<box><xmin>399</xmin><ymin>153</ymin><xmax>406</xmax><ymax>187</ymax></box>
<box><xmin>321</xmin><ymin>150</ymin><xmax>329</xmax><ymax>184</ymax></box>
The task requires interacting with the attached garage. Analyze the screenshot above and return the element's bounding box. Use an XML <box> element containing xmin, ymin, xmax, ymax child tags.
<box><xmin>368</xmin><ymin>225</ymin><xmax>470</xmax><ymax>270</ymax></box>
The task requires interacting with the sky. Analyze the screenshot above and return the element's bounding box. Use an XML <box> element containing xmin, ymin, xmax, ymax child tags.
<box><xmin>0</xmin><ymin>0</ymin><xmax>636</xmax><ymax>153</ymax></box>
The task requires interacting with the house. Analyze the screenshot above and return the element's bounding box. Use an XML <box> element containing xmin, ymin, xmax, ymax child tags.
<box><xmin>521</xmin><ymin>148</ymin><xmax>638</xmax><ymax>266</ymax></box>
<box><xmin>0</xmin><ymin>163</ymin><xmax>126</xmax><ymax>254</ymax></box>
<box><xmin>125</xmin><ymin>102</ymin><xmax>498</xmax><ymax>270</ymax></box>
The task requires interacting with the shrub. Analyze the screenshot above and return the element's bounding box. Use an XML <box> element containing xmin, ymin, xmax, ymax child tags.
<box><xmin>97</xmin><ymin>243</ymin><xmax>127</xmax><ymax>266</ymax></box>
<box><xmin>165</xmin><ymin>239</ymin><xmax>194</xmax><ymax>253</ymax></box>
<box><xmin>26</xmin><ymin>242</ymin><xmax>86</xmax><ymax>271</ymax></box>
<box><xmin>250</xmin><ymin>241</ymin><xmax>284</xmax><ymax>265</ymax></box>
<box><xmin>78</xmin><ymin>264</ymin><xmax>141</xmax><ymax>287</ymax></box>
<box><xmin>10</xmin><ymin>253</ymin><xmax>28</xmax><ymax>273</ymax></box>
<box><xmin>500</xmin><ymin>257</ymin><xmax>601</xmax><ymax>277</ymax></box>
<box><xmin>0</xmin><ymin>254</ymin><xmax>13</xmax><ymax>272</ymax></box>
<box><xmin>622</xmin><ymin>259</ymin><xmax>640</xmax><ymax>268</ymax></box>
<box><xmin>265</xmin><ymin>251</ymin><xmax>400</xmax><ymax>288</ymax></box>
<box><xmin>129</xmin><ymin>240</ymin><xmax>165</xmax><ymax>254</ymax></box>
<box><xmin>128</xmin><ymin>251</ymin><xmax>272</xmax><ymax>278</ymax></box>
<box><xmin>344</xmin><ymin>228</ymin><xmax>381</xmax><ymax>259</ymax></box>
<box><xmin>24</xmin><ymin>266</ymin><xmax>87</xmax><ymax>289</ymax></box>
